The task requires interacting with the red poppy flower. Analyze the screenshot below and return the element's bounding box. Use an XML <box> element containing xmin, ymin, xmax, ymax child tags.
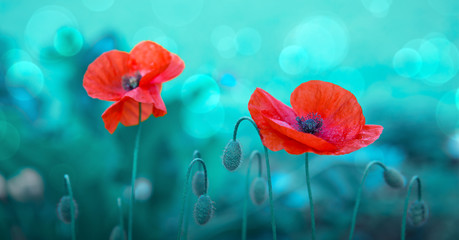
<box><xmin>83</xmin><ymin>41</ymin><xmax>184</xmax><ymax>133</ymax></box>
<box><xmin>248</xmin><ymin>80</ymin><xmax>383</xmax><ymax>155</ymax></box>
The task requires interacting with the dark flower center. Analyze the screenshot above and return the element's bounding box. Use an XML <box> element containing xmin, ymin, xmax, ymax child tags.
<box><xmin>296</xmin><ymin>113</ymin><xmax>323</xmax><ymax>134</ymax></box>
<box><xmin>122</xmin><ymin>72</ymin><xmax>141</xmax><ymax>91</ymax></box>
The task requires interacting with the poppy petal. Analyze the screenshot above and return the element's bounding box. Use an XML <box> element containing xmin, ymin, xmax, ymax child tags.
<box><xmin>248</xmin><ymin>88</ymin><xmax>298</xmax><ymax>130</ymax></box>
<box><xmin>101</xmin><ymin>99</ymin><xmax>125</xmax><ymax>134</ymax></box>
<box><xmin>290</xmin><ymin>81</ymin><xmax>365</xmax><ymax>144</ymax></box>
<box><xmin>101</xmin><ymin>96</ymin><xmax>163</xmax><ymax>134</ymax></box>
<box><xmin>130</xmin><ymin>41</ymin><xmax>171</xmax><ymax>83</ymax></box>
<box><xmin>83</xmin><ymin>51</ymin><xmax>131</xmax><ymax>101</ymax></box>
<box><xmin>124</xmin><ymin>84</ymin><xmax>167</xmax><ymax>117</ymax></box>
<box><xmin>249</xmin><ymin>87</ymin><xmax>322</xmax><ymax>154</ymax></box>
<box><xmin>148</xmin><ymin>53</ymin><xmax>185</xmax><ymax>85</ymax></box>
<box><xmin>263</xmin><ymin>116</ymin><xmax>337</xmax><ymax>154</ymax></box>
<box><xmin>258</xmin><ymin>128</ymin><xmax>319</xmax><ymax>155</ymax></box>
<box><xmin>118</xmin><ymin>98</ymin><xmax>153</xmax><ymax>126</ymax></box>
<box><xmin>331</xmin><ymin>124</ymin><xmax>383</xmax><ymax>155</ymax></box>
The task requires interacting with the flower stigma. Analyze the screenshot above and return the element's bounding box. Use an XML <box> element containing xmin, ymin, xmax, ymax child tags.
<box><xmin>122</xmin><ymin>72</ymin><xmax>142</xmax><ymax>91</ymax></box>
<box><xmin>296</xmin><ymin>113</ymin><xmax>323</xmax><ymax>134</ymax></box>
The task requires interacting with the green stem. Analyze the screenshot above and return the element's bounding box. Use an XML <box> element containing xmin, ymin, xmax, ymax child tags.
<box><xmin>242</xmin><ymin>151</ymin><xmax>262</xmax><ymax>240</ymax></box>
<box><xmin>233</xmin><ymin>117</ymin><xmax>277</xmax><ymax>240</ymax></box>
<box><xmin>304</xmin><ymin>153</ymin><xmax>316</xmax><ymax>240</ymax></box>
<box><xmin>183</xmin><ymin>194</ymin><xmax>191</xmax><ymax>240</ymax></box>
<box><xmin>64</xmin><ymin>174</ymin><xmax>76</xmax><ymax>240</ymax></box>
<box><xmin>177</xmin><ymin>158</ymin><xmax>208</xmax><ymax>240</ymax></box>
<box><xmin>401</xmin><ymin>176</ymin><xmax>422</xmax><ymax>240</ymax></box>
<box><xmin>255</xmin><ymin>151</ymin><xmax>262</xmax><ymax>178</ymax></box>
<box><xmin>348</xmin><ymin>161</ymin><xmax>387</xmax><ymax>240</ymax></box>
<box><xmin>117</xmin><ymin>198</ymin><xmax>124</xmax><ymax>230</ymax></box>
<box><xmin>184</xmin><ymin>151</ymin><xmax>200</xmax><ymax>239</ymax></box>
<box><xmin>128</xmin><ymin>103</ymin><xmax>142</xmax><ymax>240</ymax></box>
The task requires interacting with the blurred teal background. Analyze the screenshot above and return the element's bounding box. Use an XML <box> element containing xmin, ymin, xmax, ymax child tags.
<box><xmin>1</xmin><ymin>0</ymin><xmax>459</xmax><ymax>239</ymax></box>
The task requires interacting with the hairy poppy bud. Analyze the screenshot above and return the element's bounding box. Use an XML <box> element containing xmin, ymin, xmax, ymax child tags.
<box><xmin>222</xmin><ymin>140</ymin><xmax>242</xmax><ymax>171</ymax></box>
<box><xmin>193</xmin><ymin>194</ymin><xmax>214</xmax><ymax>225</ymax></box>
<box><xmin>408</xmin><ymin>200</ymin><xmax>429</xmax><ymax>227</ymax></box>
<box><xmin>250</xmin><ymin>177</ymin><xmax>268</xmax><ymax>205</ymax></box>
<box><xmin>383</xmin><ymin>168</ymin><xmax>405</xmax><ymax>188</ymax></box>
<box><xmin>109</xmin><ymin>225</ymin><xmax>127</xmax><ymax>240</ymax></box>
<box><xmin>57</xmin><ymin>195</ymin><xmax>78</xmax><ymax>224</ymax></box>
<box><xmin>192</xmin><ymin>171</ymin><xmax>207</xmax><ymax>196</ymax></box>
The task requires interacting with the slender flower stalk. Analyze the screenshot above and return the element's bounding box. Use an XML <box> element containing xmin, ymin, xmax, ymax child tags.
<box><xmin>233</xmin><ymin>117</ymin><xmax>277</xmax><ymax>240</ymax></box>
<box><xmin>177</xmin><ymin>158</ymin><xmax>208</xmax><ymax>240</ymax></box>
<box><xmin>64</xmin><ymin>174</ymin><xmax>76</xmax><ymax>240</ymax></box>
<box><xmin>184</xmin><ymin>150</ymin><xmax>203</xmax><ymax>239</ymax></box>
<box><xmin>118</xmin><ymin>198</ymin><xmax>125</xmax><ymax>233</ymax></box>
<box><xmin>128</xmin><ymin>103</ymin><xmax>142</xmax><ymax>240</ymax></box>
<box><xmin>401</xmin><ymin>176</ymin><xmax>423</xmax><ymax>240</ymax></box>
<box><xmin>304</xmin><ymin>153</ymin><xmax>316</xmax><ymax>240</ymax></box>
<box><xmin>242</xmin><ymin>150</ymin><xmax>263</xmax><ymax>240</ymax></box>
<box><xmin>348</xmin><ymin>161</ymin><xmax>388</xmax><ymax>240</ymax></box>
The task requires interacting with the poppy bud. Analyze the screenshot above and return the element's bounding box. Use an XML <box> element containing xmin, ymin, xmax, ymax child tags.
<box><xmin>250</xmin><ymin>177</ymin><xmax>268</xmax><ymax>205</ymax></box>
<box><xmin>383</xmin><ymin>168</ymin><xmax>405</xmax><ymax>188</ymax></box>
<box><xmin>109</xmin><ymin>225</ymin><xmax>127</xmax><ymax>240</ymax></box>
<box><xmin>57</xmin><ymin>195</ymin><xmax>78</xmax><ymax>224</ymax></box>
<box><xmin>193</xmin><ymin>194</ymin><xmax>214</xmax><ymax>225</ymax></box>
<box><xmin>408</xmin><ymin>200</ymin><xmax>429</xmax><ymax>227</ymax></box>
<box><xmin>192</xmin><ymin>171</ymin><xmax>207</xmax><ymax>196</ymax></box>
<box><xmin>222</xmin><ymin>140</ymin><xmax>242</xmax><ymax>171</ymax></box>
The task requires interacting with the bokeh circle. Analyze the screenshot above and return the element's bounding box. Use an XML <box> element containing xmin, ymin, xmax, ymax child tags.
<box><xmin>181</xmin><ymin>74</ymin><xmax>220</xmax><ymax>113</ymax></box>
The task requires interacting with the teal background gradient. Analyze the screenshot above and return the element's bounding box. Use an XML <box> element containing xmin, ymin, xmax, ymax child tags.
<box><xmin>1</xmin><ymin>0</ymin><xmax>459</xmax><ymax>239</ymax></box>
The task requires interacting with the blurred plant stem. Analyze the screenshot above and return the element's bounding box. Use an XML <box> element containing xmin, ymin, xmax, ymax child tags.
<box><xmin>304</xmin><ymin>153</ymin><xmax>316</xmax><ymax>240</ymax></box>
<box><xmin>64</xmin><ymin>174</ymin><xmax>76</xmax><ymax>240</ymax></box>
<box><xmin>348</xmin><ymin>161</ymin><xmax>387</xmax><ymax>240</ymax></box>
<box><xmin>401</xmin><ymin>176</ymin><xmax>422</xmax><ymax>240</ymax></box>
<box><xmin>242</xmin><ymin>150</ymin><xmax>263</xmax><ymax>240</ymax></box>
<box><xmin>118</xmin><ymin>198</ymin><xmax>125</xmax><ymax>234</ymax></box>
<box><xmin>233</xmin><ymin>117</ymin><xmax>277</xmax><ymax>240</ymax></box>
<box><xmin>128</xmin><ymin>103</ymin><xmax>142</xmax><ymax>240</ymax></box>
<box><xmin>177</xmin><ymin>158</ymin><xmax>208</xmax><ymax>240</ymax></box>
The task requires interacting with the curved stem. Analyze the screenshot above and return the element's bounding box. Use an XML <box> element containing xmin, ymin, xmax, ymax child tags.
<box><xmin>253</xmin><ymin>151</ymin><xmax>263</xmax><ymax>177</ymax></box>
<box><xmin>177</xmin><ymin>158</ymin><xmax>208</xmax><ymax>240</ymax></box>
<box><xmin>348</xmin><ymin>161</ymin><xmax>387</xmax><ymax>240</ymax></box>
<box><xmin>263</xmin><ymin>146</ymin><xmax>276</xmax><ymax>240</ymax></box>
<box><xmin>401</xmin><ymin>176</ymin><xmax>422</xmax><ymax>240</ymax></box>
<box><xmin>128</xmin><ymin>103</ymin><xmax>142</xmax><ymax>240</ymax></box>
<box><xmin>304</xmin><ymin>153</ymin><xmax>316</xmax><ymax>240</ymax></box>
<box><xmin>64</xmin><ymin>174</ymin><xmax>76</xmax><ymax>240</ymax></box>
<box><xmin>117</xmin><ymin>198</ymin><xmax>124</xmax><ymax>230</ymax></box>
<box><xmin>234</xmin><ymin>117</ymin><xmax>277</xmax><ymax>240</ymax></box>
<box><xmin>183</xmin><ymin>194</ymin><xmax>191</xmax><ymax>240</ymax></box>
<box><xmin>184</xmin><ymin>150</ymin><xmax>202</xmax><ymax>239</ymax></box>
<box><xmin>193</xmin><ymin>150</ymin><xmax>201</xmax><ymax>160</ymax></box>
<box><xmin>242</xmin><ymin>150</ymin><xmax>262</xmax><ymax>240</ymax></box>
<box><xmin>242</xmin><ymin>154</ymin><xmax>253</xmax><ymax>240</ymax></box>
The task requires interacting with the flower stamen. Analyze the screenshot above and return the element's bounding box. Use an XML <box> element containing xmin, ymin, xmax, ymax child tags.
<box><xmin>296</xmin><ymin>113</ymin><xmax>323</xmax><ymax>134</ymax></box>
<box><xmin>122</xmin><ymin>72</ymin><xmax>141</xmax><ymax>91</ymax></box>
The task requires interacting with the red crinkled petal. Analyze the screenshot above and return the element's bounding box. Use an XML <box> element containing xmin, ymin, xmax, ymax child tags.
<box><xmin>149</xmin><ymin>53</ymin><xmax>185</xmax><ymax>85</ymax></box>
<box><xmin>124</xmin><ymin>84</ymin><xmax>167</xmax><ymax>117</ymax></box>
<box><xmin>83</xmin><ymin>50</ymin><xmax>131</xmax><ymax>101</ymax></box>
<box><xmin>101</xmin><ymin>94</ymin><xmax>166</xmax><ymax>134</ymax></box>
<box><xmin>263</xmin><ymin>116</ymin><xmax>337</xmax><ymax>154</ymax></box>
<box><xmin>248</xmin><ymin>88</ymin><xmax>298</xmax><ymax>128</ymax></box>
<box><xmin>249</xmin><ymin>88</ymin><xmax>311</xmax><ymax>153</ymax></box>
<box><xmin>331</xmin><ymin>124</ymin><xmax>383</xmax><ymax>155</ymax></box>
<box><xmin>130</xmin><ymin>41</ymin><xmax>171</xmax><ymax>86</ymax></box>
<box><xmin>291</xmin><ymin>80</ymin><xmax>365</xmax><ymax>145</ymax></box>
<box><xmin>258</xmin><ymin>128</ymin><xmax>319</xmax><ymax>155</ymax></box>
